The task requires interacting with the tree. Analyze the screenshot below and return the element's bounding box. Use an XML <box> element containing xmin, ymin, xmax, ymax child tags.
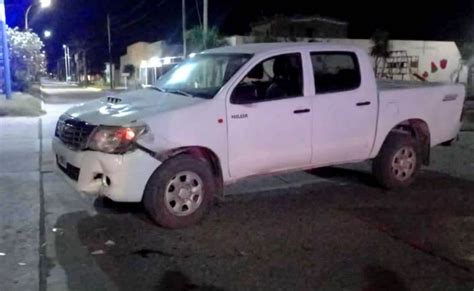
<box><xmin>123</xmin><ymin>64</ymin><xmax>135</xmax><ymax>77</ymax></box>
<box><xmin>370</xmin><ymin>29</ymin><xmax>390</xmax><ymax>78</ymax></box>
<box><xmin>69</xmin><ymin>31</ymin><xmax>100</xmax><ymax>86</ymax></box>
<box><xmin>186</xmin><ymin>26</ymin><xmax>228</xmax><ymax>54</ymax></box>
<box><xmin>253</xmin><ymin>32</ymin><xmax>279</xmax><ymax>43</ymax></box>
<box><xmin>7</xmin><ymin>27</ymin><xmax>46</xmax><ymax>91</ymax></box>
<box><xmin>459</xmin><ymin>42</ymin><xmax>474</xmax><ymax>61</ymax></box>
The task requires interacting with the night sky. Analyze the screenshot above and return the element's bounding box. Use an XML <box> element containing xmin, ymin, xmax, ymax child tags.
<box><xmin>5</xmin><ymin>0</ymin><xmax>474</xmax><ymax>73</ymax></box>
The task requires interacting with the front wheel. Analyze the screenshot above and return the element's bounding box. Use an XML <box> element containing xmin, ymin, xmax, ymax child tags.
<box><xmin>372</xmin><ymin>133</ymin><xmax>421</xmax><ymax>189</ymax></box>
<box><xmin>143</xmin><ymin>155</ymin><xmax>216</xmax><ymax>228</ymax></box>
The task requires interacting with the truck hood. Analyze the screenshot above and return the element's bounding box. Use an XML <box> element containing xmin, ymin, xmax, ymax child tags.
<box><xmin>65</xmin><ymin>89</ymin><xmax>204</xmax><ymax>126</ymax></box>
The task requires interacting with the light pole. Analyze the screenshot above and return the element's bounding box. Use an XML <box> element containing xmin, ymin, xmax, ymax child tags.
<box><xmin>67</xmin><ymin>45</ymin><xmax>71</xmax><ymax>81</ymax></box>
<box><xmin>43</xmin><ymin>30</ymin><xmax>51</xmax><ymax>38</ymax></box>
<box><xmin>63</xmin><ymin>44</ymin><xmax>71</xmax><ymax>82</ymax></box>
<box><xmin>0</xmin><ymin>0</ymin><xmax>11</xmax><ymax>99</ymax></box>
<box><xmin>107</xmin><ymin>13</ymin><xmax>113</xmax><ymax>89</ymax></box>
<box><xmin>182</xmin><ymin>0</ymin><xmax>186</xmax><ymax>57</ymax></box>
<box><xmin>203</xmin><ymin>0</ymin><xmax>208</xmax><ymax>44</ymax></box>
<box><xmin>25</xmin><ymin>0</ymin><xmax>51</xmax><ymax>30</ymax></box>
<box><xmin>63</xmin><ymin>45</ymin><xmax>67</xmax><ymax>81</ymax></box>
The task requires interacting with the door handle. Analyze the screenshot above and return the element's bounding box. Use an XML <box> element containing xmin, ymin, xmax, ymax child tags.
<box><xmin>293</xmin><ymin>109</ymin><xmax>311</xmax><ymax>114</ymax></box>
<box><xmin>294</xmin><ymin>109</ymin><xmax>310</xmax><ymax>114</ymax></box>
<box><xmin>356</xmin><ymin>101</ymin><xmax>371</xmax><ymax>107</ymax></box>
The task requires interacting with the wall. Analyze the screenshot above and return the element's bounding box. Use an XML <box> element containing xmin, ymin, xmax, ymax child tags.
<box><xmin>120</xmin><ymin>42</ymin><xmax>150</xmax><ymax>73</ymax></box>
<box><xmin>320</xmin><ymin>39</ymin><xmax>464</xmax><ymax>83</ymax></box>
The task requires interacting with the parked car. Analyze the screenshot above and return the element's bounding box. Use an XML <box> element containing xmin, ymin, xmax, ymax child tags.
<box><xmin>53</xmin><ymin>43</ymin><xmax>465</xmax><ymax>228</ymax></box>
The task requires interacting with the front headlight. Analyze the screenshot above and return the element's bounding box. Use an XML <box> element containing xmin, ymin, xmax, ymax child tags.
<box><xmin>87</xmin><ymin>125</ymin><xmax>147</xmax><ymax>154</ymax></box>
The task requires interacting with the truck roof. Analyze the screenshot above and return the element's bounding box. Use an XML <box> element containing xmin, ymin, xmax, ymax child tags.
<box><xmin>203</xmin><ymin>42</ymin><xmax>363</xmax><ymax>55</ymax></box>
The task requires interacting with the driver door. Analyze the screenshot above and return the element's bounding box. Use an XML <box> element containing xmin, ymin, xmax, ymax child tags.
<box><xmin>226</xmin><ymin>53</ymin><xmax>312</xmax><ymax>179</ymax></box>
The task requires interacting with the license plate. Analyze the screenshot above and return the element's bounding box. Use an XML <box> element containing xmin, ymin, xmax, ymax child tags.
<box><xmin>57</xmin><ymin>155</ymin><xmax>67</xmax><ymax>168</ymax></box>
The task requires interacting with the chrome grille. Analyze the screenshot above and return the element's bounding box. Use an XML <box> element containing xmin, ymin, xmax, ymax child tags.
<box><xmin>55</xmin><ymin>115</ymin><xmax>96</xmax><ymax>150</ymax></box>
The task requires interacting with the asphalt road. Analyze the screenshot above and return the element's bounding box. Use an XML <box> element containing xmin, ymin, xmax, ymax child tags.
<box><xmin>37</xmin><ymin>84</ymin><xmax>474</xmax><ymax>290</ymax></box>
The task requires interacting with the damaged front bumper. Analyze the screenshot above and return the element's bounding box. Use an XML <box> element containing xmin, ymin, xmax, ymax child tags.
<box><xmin>52</xmin><ymin>137</ymin><xmax>161</xmax><ymax>202</ymax></box>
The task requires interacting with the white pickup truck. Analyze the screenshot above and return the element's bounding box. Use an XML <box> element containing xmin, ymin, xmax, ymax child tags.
<box><xmin>53</xmin><ymin>43</ymin><xmax>465</xmax><ymax>228</ymax></box>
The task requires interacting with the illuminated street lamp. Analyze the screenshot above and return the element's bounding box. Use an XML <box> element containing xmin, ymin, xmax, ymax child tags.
<box><xmin>43</xmin><ymin>30</ymin><xmax>51</xmax><ymax>38</ymax></box>
<box><xmin>25</xmin><ymin>0</ymin><xmax>52</xmax><ymax>30</ymax></box>
<box><xmin>40</xmin><ymin>0</ymin><xmax>51</xmax><ymax>8</ymax></box>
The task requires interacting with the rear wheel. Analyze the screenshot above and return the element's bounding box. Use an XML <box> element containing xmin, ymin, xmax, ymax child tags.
<box><xmin>143</xmin><ymin>155</ymin><xmax>216</xmax><ymax>228</ymax></box>
<box><xmin>373</xmin><ymin>133</ymin><xmax>420</xmax><ymax>189</ymax></box>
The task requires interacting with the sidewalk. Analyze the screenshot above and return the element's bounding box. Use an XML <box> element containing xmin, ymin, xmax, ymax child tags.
<box><xmin>0</xmin><ymin>116</ymin><xmax>41</xmax><ymax>290</ymax></box>
<box><xmin>0</xmin><ymin>102</ymin><xmax>77</xmax><ymax>290</ymax></box>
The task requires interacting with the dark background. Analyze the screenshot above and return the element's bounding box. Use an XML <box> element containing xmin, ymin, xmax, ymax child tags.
<box><xmin>5</xmin><ymin>0</ymin><xmax>474</xmax><ymax>73</ymax></box>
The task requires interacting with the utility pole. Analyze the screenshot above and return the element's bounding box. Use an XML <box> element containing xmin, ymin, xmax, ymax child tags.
<box><xmin>0</xmin><ymin>0</ymin><xmax>11</xmax><ymax>99</ymax></box>
<box><xmin>107</xmin><ymin>13</ymin><xmax>113</xmax><ymax>89</ymax></box>
<box><xmin>203</xmin><ymin>0</ymin><xmax>208</xmax><ymax>46</ymax></box>
<box><xmin>182</xmin><ymin>0</ymin><xmax>187</xmax><ymax>58</ymax></box>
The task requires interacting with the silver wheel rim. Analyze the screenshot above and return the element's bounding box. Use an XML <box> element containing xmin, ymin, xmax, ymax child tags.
<box><xmin>391</xmin><ymin>146</ymin><xmax>416</xmax><ymax>181</ymax></box>
<box><xmin>164</xmin><ymin>171</ymin><xmax>204</xmax><ymax>217</ymax></box>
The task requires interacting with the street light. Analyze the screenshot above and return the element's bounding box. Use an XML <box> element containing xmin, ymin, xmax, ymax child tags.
<box><xmin>25</xmin><ymin>0</ymin><xmax>52</xmax><ymax>30</ymax></box>
<box><xmin>40</xmin><ymin>0</ymin><xmax>51</xmax><ymax>8</ymax></box>
<box><xmin>43</xmin><ymin>30</ymin><xmax>51</xmax><ymax>38</ymax></box>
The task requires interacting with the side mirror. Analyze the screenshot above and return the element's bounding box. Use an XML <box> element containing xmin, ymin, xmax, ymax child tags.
<box><xmin>231</xmin><ymin>84</ymin><xmax>258</xmax><ymax>104</ymax></box>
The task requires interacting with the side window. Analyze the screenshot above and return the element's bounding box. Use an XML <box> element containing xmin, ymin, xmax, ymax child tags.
<box><xmin>311</xmin><ymin>52</ymin><xmax>361</xmax><ymax>94</ymax></box>
<box><xmin>231</xmin><ymin>53</ymin><xmax>303</xmax><ymax>104</ymax></box>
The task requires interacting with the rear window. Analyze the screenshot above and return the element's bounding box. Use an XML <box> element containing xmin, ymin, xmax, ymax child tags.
<box><xmin>311</xmin><ymin>52</ymin><xmax>361</xmax><ymax>94</ymax></box>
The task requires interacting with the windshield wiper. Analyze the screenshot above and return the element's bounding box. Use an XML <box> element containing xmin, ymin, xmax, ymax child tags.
<box><xmin>165</xmin><ymin>89</ymin><xmax>194</xmax><ymax>97</ymax></box>
<box><xmin>149</xmin><ymin>86</ymin><xmax>165</xmax><ymax>92</ymax></box>
<box><xmin>151</xmin><ymin>86</ymin><xmax>205</xmax><ymax>98</ymax></box>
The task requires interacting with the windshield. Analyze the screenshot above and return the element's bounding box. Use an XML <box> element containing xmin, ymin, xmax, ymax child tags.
<box><xmin>154</xmin><ymin>53</ymin><xmax>252</xmax><ymax>99</ymax></box>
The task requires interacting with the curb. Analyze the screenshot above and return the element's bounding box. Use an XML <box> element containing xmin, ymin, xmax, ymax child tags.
<box><xmin>28</xmin><ymin>86</ymin><xmax>45</xmax><ymax>102</ymax></box>
<box><xmin>26</xmin><ymin>88</ymin><xmax>46</xmax><ymax>114</ymax></box>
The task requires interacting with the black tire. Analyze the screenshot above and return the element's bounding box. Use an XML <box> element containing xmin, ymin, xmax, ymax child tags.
<box><xmin>143</xmin><ymin>154</ymin><xmax>216</xmax><ymax>228</ymax></box>
<box><xmin>372</xmin><ymin>133</ymin><xmax>421</xmax><ymax>189</ymax></box>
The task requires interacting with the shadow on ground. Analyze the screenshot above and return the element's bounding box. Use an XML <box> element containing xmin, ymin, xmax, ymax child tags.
<box><xmin>52</xmin><ymin>168</ymin><xmax>474</xmax><ymax>290</ymax></box>
<box><xmin>307</xmin><ymin>166</ymin><xmax>378</xmax><ymax>187</ymax></box>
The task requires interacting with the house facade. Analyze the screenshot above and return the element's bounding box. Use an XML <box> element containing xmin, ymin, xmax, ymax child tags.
<box><xmin>119</xmin><ymin>41</ymin><xmax>183</xmax><ymax>86</ymax></box>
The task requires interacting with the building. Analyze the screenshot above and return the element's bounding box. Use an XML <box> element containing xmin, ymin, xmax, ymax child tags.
<box><xmin>119</xmin><ymin>41</ymin><xmax>183</xmax><ymax>86</ymax></box>
<box><xmin>251</xmin><ymin>15</ymin><xmax>348</xmax><ymax>40</ymax></box>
